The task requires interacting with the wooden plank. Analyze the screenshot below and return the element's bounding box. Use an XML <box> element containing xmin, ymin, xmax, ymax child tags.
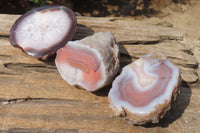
<box><xmin>120</xmin><ymin>41</ymin><xmax>198</xmax><ymax>83</ymax></box>
<box><xmin>0</xmin><ymin>14</ymin><xmax>199</xmax><ymax>132</ymax></box>
<box><xmin>0</xmin><ymin>14</ymin><xmax>183</xmax><ymax>43</ymax></box>
<box><xmin>0</xmin><ymin>14</ymin><xmax>197</xmax><ymax>84</ymax></box>
<box><xmin>0</xmin><ymin>42</ymin><xmax>197</xmax><ymax>100</ymax></box>
<box><xmin>0</xmin><ymin>87</ymin><xmax>199</xmax><ymax>133</ymax></box>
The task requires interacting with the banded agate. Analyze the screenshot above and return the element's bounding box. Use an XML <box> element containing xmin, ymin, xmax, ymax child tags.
<box><xmin>10</xmin><ymin>6</ymin><xmax>77</xmax><ymax>60</ymax></box>
<box><xmin>55</xmin><ymin>32</ymin><xmax>119</xmax><ymax>91</ymax></box>
<box><xmin>108</xmin><ymin>54</ymin><xmax>181</xmax><ymax>125</ymax></box>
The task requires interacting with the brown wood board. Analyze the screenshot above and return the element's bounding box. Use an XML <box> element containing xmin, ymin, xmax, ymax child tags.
<box><xmin>0</xmin><ymin>14</ymin><xmax>199</xmax><ymax>132</ymax></box>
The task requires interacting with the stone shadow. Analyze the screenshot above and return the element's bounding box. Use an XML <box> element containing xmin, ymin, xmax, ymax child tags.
<box><xmin>143</xmin><ymin>80</ymin><xmax>191</xmax><ymax>128</ymax></box>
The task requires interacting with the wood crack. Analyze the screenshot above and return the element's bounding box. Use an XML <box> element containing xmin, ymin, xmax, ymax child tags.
<box><xmin>0</xmin><ymin>97</ymin><xmax>33</xmax><ymax>105</ymax></box>
<box><xmin>0</xmin><ymin>128</ymin><xmax>79</xmax><ymax>133</ymax></box>
<box><xmin>0</xmin><ymin>98</ymin><xmax>105</xmax><ymax>106</ymax></box>
<box><xmin>3</xmin><ymin>63</ymin><xmax>57</xmax><ymax>73</ymax></box>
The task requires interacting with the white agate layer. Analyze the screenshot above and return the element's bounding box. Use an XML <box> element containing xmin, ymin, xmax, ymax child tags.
<box><xmin>15</xmin><ymin>8</ymin><xmax>70</xmax><ymax>50</ymax></box>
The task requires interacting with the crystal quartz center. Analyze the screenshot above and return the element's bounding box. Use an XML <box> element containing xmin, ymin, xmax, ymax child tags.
<box><xmin>10</xmin><ymin>6</ymin><xmax>77</xmax><ymax>60</ymax></box>
<box><xmin>108</xmin><ymin>53</ymin><xmax>181</xmax><ymax>125</ymax></box>
<box><xmin>55</xmin><ymin>32</ymin><xmax>120</xmax><ymax>91</ymax></box>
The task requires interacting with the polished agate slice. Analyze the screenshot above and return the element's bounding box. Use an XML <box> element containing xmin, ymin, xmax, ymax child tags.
<box><xmin>55</xmin><ymin>32</ymin><xmax>119</xmax><ymax>91</ymax></box>
<box><xmin>108</xmin><ymin>54</ymin><xmax>181</xmax><ymax>125</ymax></box>
<box><xmin>10</xmin><ymin>6</ymin><xmax>77</xmax><ymax>60</ymax></box>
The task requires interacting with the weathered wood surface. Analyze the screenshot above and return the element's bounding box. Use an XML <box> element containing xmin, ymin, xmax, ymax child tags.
<box><xmin>0</xmin><ymin>14</ymin><xmax>199</xmax><ymax>132</ymax></box>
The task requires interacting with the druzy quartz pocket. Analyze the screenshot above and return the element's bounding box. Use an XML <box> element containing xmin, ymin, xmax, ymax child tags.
<box><xmin>108</xmin><ymin>54</ymin><xmax>181</xmax><ymax>125</ymax></box>
<box><xmin>10</xmin><ymin>6</ymin><xmax>77</xmax><ymax>60</ymax></box>
<box><xmin>55</xmin><ymin>32</ymin><xmax>120</xmax><ymax>91</ymax></box>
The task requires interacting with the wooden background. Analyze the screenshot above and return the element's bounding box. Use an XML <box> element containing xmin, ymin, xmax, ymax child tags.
<box><xmin>0</xmin><ymin>14</ymin><xmax>199</xmax><ymax>133</ymax></box>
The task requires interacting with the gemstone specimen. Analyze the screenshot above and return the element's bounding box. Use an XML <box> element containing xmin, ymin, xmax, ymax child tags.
<box><xmin>108</xmin><ymin>54</ymin><xmax>181</xmax><ymax>125</ymax></box>
<box><xmin>55</xmin><ymin>32</ymin><xmax>120</xmax><ymax>91</ymax></box>
<box><xmin>10</xmin><ymin>6</ymin><xmax>77</xmax><ymax>60</ymax></box>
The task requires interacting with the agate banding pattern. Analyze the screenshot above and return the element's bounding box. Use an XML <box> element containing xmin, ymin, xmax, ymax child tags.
<box><xmin>10</xmin><ymin>6</ymin><xmax>77</xmax><ymax>60</ymax></box>
<box><xmin>55</xmin><ymin>32</ymin><xmax>120</xmax><ymax>91</ymax></box>
<box><xmin>56</xmin><ymin>43</ymin><xmax>102</xmax><ymax>91</ymax></box>
<box><xmin>109</xmin><ymin>54</ymin><xmax>181</xmax><ymax>124</ymax></box>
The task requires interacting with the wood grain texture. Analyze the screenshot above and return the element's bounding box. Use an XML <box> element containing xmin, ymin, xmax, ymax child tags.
<box><xmin>0</xmin><ymin>14</ymin><xmax>199</xmax><ymax>132</ymax></box>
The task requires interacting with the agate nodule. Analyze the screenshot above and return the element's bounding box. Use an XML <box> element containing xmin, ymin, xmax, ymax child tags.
<box><xmin>108</xmin><ymin>54</ymin><xmax>181</xmax><ymax>125</ymax></box>
<box><xmin>55</xmin><ymin>32</ymin><xmax>120</xmax><ymax>91</ymax></box>
<box><xmin>10</xmin><ymin>6</ymin><xmax>77</xmax><ymax>60</ymax></box>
